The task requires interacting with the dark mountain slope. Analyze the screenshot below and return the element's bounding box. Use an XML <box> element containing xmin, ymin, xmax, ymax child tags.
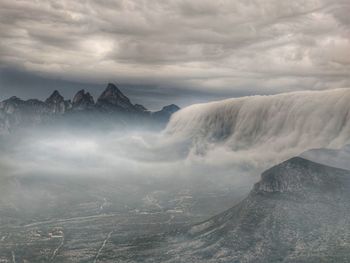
<box><xmin>118</xmin><ymin>157</ymin><xmax>350</xmax><ymax>263</ymax></box>
<box><xmin>72</xmin><ymin>89</ymin><xmax>95</xmax><ymax>111</ymax></box>
<box><xmin>167</xmin><ymin>157</ymin><xmax>350</xmax><ymax>263</ymax></box>
<box><xmin>96</xmin><ymin>83</ymin><xmax>140</xmax><ymax>113</ymax></box>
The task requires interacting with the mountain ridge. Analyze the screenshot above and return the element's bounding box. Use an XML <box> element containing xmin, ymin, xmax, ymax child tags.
<box><xmin>0</xmin><ymin>83</ymin><xmax>180</xmax><ymax>133</ymax></box>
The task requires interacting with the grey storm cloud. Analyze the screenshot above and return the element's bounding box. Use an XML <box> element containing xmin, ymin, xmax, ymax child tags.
<box><xmin>0</xmin><ymin>0</ymin><xmax>349</xmax><ymax>106</ymax></box>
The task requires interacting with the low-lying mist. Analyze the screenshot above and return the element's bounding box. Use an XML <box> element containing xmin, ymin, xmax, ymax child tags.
<box><xmin>0</xmin><ymin>125</ymin><xmax>256</xmax><ymax>226</ymax></box>
<box><xmin>1</xmin><ymin>88</ymin><xmax>350</xmax><ymax>226</ymax></box>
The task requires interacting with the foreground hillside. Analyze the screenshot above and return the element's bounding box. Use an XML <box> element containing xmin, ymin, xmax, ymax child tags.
<box><xmin>116</xmin><ymin>157</ymin><xmax>350</xmax><ymax>263</ymax></box>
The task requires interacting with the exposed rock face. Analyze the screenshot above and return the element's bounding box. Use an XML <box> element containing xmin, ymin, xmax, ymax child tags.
<box><xmin>45</xmin><ymin>90</ymin><xmax>71</xmax><ymax>113</ymax></box>
<box><xmin>96</xmin><ymin>83</ymin><xmax>138</xmax><ymax>112</ymax></box>
<box><xmin>72</xmin><ymin>89</ymin><xmax>95</xmax><ymax>111</ymax></box>
<box><xmin>123</xmin><ymin>157</ymin><xmax>350</xmax><ymax>262</ymax></box>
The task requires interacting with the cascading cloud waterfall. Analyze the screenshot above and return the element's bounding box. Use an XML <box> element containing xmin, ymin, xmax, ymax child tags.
<box><xmin>163</xmin><ymin>88</ymin><xmax>350</xmax><ymax>167</ymax></box>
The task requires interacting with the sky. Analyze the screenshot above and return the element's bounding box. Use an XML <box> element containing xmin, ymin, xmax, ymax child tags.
<box><xmin>0</xmin><ymin>0</ymin><xmax>349</xmax><ymax>109</ymax></box>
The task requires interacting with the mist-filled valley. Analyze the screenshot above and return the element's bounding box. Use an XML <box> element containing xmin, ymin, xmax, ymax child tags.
<box><xmin>1</xmin><ymin>87</ymin><xmax>350</xmax><ymax>262</ymax></box>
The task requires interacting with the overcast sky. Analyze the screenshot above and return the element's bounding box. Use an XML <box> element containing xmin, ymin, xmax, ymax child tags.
<box><xmin>0</xmin><ymin>0</ymin><xmax>349</xmax><ymax>109</ymax></box>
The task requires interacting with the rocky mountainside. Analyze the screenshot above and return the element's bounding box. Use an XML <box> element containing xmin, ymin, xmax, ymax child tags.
<box><xmin>96</xmin><ymin>83</ymin><xmax>139</xmax><ymax>113</ymax></box>
<box><xmin>72</xmin><ymin>89</ymin><xmax>95</xmax><ymax>111</ymax></box>
<box><xmin>45</xmin><ymin>90</ymin><xmax>72</xmax><ymax>113</ymax></box>
<box><xmin>0</xmin><ymin>83</ymin><xmax>180</xmax><ymax>134</ymax></box>
<box><xmin>121</xmin><ymin>157</ymin><xmax>350</xmax><ymax>262</ymax></box>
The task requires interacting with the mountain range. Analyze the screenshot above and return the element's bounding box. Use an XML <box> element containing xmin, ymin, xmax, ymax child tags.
<box><xmin>0</xmin><ymin>83</ymin><xmax>180</xmax><ymax>134</ymax></box>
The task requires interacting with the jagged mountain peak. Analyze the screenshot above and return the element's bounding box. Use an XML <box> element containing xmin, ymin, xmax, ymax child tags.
<box><xmin>72</xmin><ymin>89</ymin><xmax>94</xmax><ymax>108</ymax></box>
<box><xmin>45</xmin><ymin>90</ymin><xmax>71</xmax><ymax>113</ymax></box>
<box><xmin>106</xmin><ymin>82</ymin><xmax>120</xmax><ymax>92</ymax></box>
<box><xmin>98</xmin><ymin>83</ymin><xmax>130</xmax><ymax>102</ymax></box>
<box><xmin>96</xmin><ymin>83</ymin><xmax>139</xmax><ymax>112</ymax></box>
<box><xmin>73</xmin><ymin>89</ymin><xmax>86</xmax><ymax>97</ymax></box>
<box><xmin>45</xmin><ymin>90</ymin><xmax>64</xmax><ymax>104</ymax></box>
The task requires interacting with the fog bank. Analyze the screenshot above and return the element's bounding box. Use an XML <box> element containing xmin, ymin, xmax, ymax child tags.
<box><xmin>164</xmin><ymin>88</ymin><xmax>350</xmax><ymax>169</ymax></box>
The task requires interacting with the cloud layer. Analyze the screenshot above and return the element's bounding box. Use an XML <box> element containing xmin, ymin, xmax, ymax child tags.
<box><xmin>0</xmin><ymin>0</ymin><xmax>349</xmax><ymax>103</ymax></box>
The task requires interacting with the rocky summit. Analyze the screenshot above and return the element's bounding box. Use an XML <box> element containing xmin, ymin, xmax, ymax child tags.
<box><xmin>96</xmin><ymin>83</ymin><xmax>138</xmax><ymax>112</ymax></box>
<box><xmin>72</xmin><ymin>89</ymin><xmax>95</xmax><ymax>111</ymax></box>
<box><xmin>45</xmin><ymin>90</ymin><xmax>71</xmax><ymax>114</ymax></box>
